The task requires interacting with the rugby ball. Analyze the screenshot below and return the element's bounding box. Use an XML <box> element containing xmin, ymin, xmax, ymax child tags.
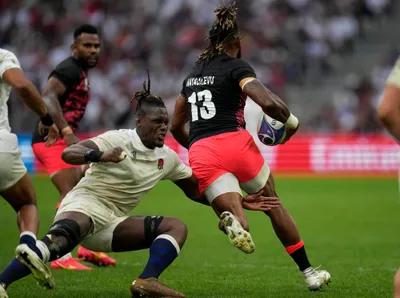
<box><xmin>257</xmin><ymin>114</ymin><xmax>286</xmax><ymax>146</ymax></box>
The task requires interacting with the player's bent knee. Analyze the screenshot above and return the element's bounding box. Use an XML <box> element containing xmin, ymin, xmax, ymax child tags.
<box><xmin>41</xmin><ymin>219</ymin><xmax>82</xmax><ymax>255</ymax></box>
<box><xmin>144</xmin><ymin>215</ymin><xmax>164</xmax><ymax>246</ymax></box>
<box><xmin>159</xmin><ymin>217</ymin><xmax>188</xmax><ymax>246</ymax></box>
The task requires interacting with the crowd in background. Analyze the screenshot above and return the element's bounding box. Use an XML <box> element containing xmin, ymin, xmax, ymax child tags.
<box><xmin>0</xmin><ymin>0</ymin><xmax>396</xmax><ymax>133</ymax></box>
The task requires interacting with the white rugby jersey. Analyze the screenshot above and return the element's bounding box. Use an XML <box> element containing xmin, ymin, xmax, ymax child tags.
<box><xmin>386</xmin><ymin>57</ymin><xmax>400</xmax><ymax>87</ymax></box>
<box><xmin>0</xmin><ymin>49</ymin><xmax>21</xmax><ymax>133</ymax></box>
<box><xmin>73</xmin><ymin>129</ymin><xmax>192</xmax><ymax>214</ymax></box>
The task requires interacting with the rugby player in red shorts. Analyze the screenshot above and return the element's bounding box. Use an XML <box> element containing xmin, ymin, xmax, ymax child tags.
<box><xmin>171</xmin><ymin>3</ymin><xmax>331</xmax><ymax>291</ymax></box>
<box><xmin>31</xmin><ymin>24</ymin><xmax>115</xmax><ymax>270</ymax></box>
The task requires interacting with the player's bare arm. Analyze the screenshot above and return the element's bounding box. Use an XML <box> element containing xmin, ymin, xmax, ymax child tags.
<box><xmin>43</xmin><ymin>77</ymin><xmax>79</xmax><ymax>145</ymax></box>
<box><xmin>174</xmin><ymin>174</ymin><xmax>281</xmax><ymax>211</ymax></box>
<box><xmin>378</xmin><ymin>84</ymin><xmax>400</xmax><ymax>141</ymax></box>
<box><xmin>62</xmin><ymin>139</ymin><xmax>125</xmax><ymax>165</ymax></box>
<box><xmin>170</xmin><ymin>94</ymin><xmax>189</xmax><ymax>148</ymax></box>
<box><xmin>2</xmin><ymin>67</ymin><xmax>59</xmax><ymax>145</ymax></box>
<box><xmin>242</xmin><ymin>78</ymin><xmax>299</xmax><ymax>142</ymax></box>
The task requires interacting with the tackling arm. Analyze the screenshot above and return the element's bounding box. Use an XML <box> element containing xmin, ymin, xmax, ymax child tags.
<box><xmin>241</xmin><ymin>78</ymin><xmax>299</xmax><ymax>129</ymax></box>
<box><xmin>170</xmin><ymin>94</ymin><xmax>190</xmax><ymax>149</ymax></box>
<box><xmin>378</xmin><ymin>84</ymin><xmax>400</xmax><ymax>141</ymax></box>
<box><xmin>62</xmin><ymin>139</ymin><xmax>101</xmax><ymax>165</ymax></box>
<box><xmin>173</xmin><ymin>175</ymin><xmax>210</xmax><ymax>206</ymax></box>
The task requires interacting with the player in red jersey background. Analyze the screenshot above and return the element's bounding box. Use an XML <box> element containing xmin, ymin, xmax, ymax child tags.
<box><xmin>32</xmin><ymin>24</ymin><xmax>116</xmax><ymax>270</ymax></box>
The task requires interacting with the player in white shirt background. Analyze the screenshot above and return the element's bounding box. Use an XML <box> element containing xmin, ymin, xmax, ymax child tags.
<box><xmin>0</xmin><ymin>75</ymin><xmax>280</xmax><ymax>298</ymax></box>
<box><xmin>377</xmin><ymin>56</ymin><xmax>400</xmax><ymax>298</ymax></box>
<box><xmin>0</xmin><ymin>48</ymin><xmax>60</xmax><ymax>298</ymax></box>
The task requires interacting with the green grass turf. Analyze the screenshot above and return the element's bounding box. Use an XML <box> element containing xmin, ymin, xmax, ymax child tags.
<box><xmin>0</xmin><ymin>177</ymin><xmax>399</xmax><ymax>297</ymax></box>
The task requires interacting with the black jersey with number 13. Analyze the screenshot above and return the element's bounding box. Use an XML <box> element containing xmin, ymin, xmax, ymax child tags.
<box><xmin>181</xmin><ymin>53</ymin><xmax>256</xmax><ymax>147</ymax></box>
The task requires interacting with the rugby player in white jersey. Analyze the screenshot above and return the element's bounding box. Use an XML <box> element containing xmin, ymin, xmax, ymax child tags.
<box><xmin>377</xmin><ymin>57</ymin><xmax>400</xmax><ymax>298</ymax></box>
<box><xmin>1</xmin><ymin>74</ymin><xmax>280</xmax><ymax>297</ymax></box>
<box><xmin>0</xmin><ymin>48</ymin><xmax>60</xmax><ymax>298</ymax></box>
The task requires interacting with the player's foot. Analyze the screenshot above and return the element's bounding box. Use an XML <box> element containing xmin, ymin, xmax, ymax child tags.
<box><xmin>77</xmin><ymin>246</ymin><xmax>116</xmax><ymax>266</ymax></box>
<box><xmin>0</xmin><ymin>284</ymin><xmax>8</xmax><ymax>298</ymax></box>
<box><xmin>302</xmin><ymin>267</ymin><xmax>331</xmax><ymax>291</ymax></box>
<box><xmin>218</xmin><ymin>211</ymin><xmax>255</xmax><ymax>254</ymax></box>
<box><xmin>131</xmin><ymin>277</ymin><xmax>185</xmax><ymax>298</ymax></box>
<box><xmin>50</xmin><ymin>257</ymin><xmax>92</xmax><ymax>271</ymax></box>
<box><xmin>15</xmin><ymin>244</ymin><xmax>55</xmax><ymax>289</ymax></box>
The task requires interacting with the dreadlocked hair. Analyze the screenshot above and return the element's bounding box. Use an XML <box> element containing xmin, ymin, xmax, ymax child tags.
<box><xmin>131</xmin><ymin>70</ymin><xmax>165</xmax><ymax>116</ymax></box>
<box><xmin>197</xmin><ymin>2</ymin><xmax>239</xmax><ymax>63</ymax></box>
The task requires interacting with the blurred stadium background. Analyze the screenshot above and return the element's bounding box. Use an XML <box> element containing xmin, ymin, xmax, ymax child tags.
<box><xmin>1</xmin><ymin>1</ymin><xmax>400</xmax><ymax>297</ymax></box>
<box><xmin>2</xmin><ymin>0</ymin><xmax>399</xmax><ymax>175</ymax></box>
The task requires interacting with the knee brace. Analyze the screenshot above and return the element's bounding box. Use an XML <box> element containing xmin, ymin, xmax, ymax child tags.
<box><xmin>144</xmin><ymin>216</ymin><xmax>164</xmax><ymax>246</ymax></box>
<box><xmin>41</xmin><ymin>219</ymin><xmax>81</xmax><ymax>261</ymax></box>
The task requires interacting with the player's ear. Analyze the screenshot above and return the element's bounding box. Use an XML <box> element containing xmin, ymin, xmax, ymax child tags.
<box><xmin>71</xmin><ymin>42</ymin><xmax>77</xmax><ymax>55</ymax></box>
<box><xmin>135</xmin><ymin>116</ymin><xmax>141</xmax><ymax>128</ymax></box>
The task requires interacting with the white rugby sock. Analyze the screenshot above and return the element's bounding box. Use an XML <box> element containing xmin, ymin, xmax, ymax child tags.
<box><xmin>36</xmin><ymin>240</ymin><xmax>50</xmax><ymax>263</ymax></box>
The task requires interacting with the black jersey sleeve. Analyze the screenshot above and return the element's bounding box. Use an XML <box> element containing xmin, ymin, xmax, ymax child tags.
<box><xmin>229</xmin><ymin>59</ymin><xmax>257</xmax><ymax>84</ymax></box>
<box><xmin>49</xmin><ymin>59</ymin><xmax>81</xmax><ymax>89</ymax></box>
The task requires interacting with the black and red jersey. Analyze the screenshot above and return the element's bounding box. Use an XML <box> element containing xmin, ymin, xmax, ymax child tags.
<box><xmin>181</xmin><ymin>53</ymin><xmax>256</xmax><ymax>147</ymax></box>
<box><xmin>32</xmin><ymin>57</ymin><xmax>90</xmax><ymax>144</ymax></box>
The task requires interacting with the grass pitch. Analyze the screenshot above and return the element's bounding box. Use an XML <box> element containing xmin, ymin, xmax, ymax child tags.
<box><xmin>0</xmin><ymin>177</ymin><xmax>398</xmax><ymax>298</ymax></box>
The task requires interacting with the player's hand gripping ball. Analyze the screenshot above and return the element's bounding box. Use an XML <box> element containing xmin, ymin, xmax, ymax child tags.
<box><xmin>257</xmin><ymin>114</ymin><xmax>287</xmax><ymax>146</ymax></box>
<box><xmin>100</xmin><ymin>147</ymin><xmax>127</xmax><ymax>163</ymax></box>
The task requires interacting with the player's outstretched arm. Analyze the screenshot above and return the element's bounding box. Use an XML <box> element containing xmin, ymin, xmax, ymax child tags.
<box><xmin>2</xmin><ymin>68</ymin><xmax>59</xmax><ymax>145</ymax></box>
<box><xmin>171</xmin><ymin>94</ymin><xmax>190</xmax><ymax>149</ymax></box>
<box><xmin>62</xmin><ymin>139</ymin><xmax>126</xmax><ymax>165</ymax></box>
<box><xmin>378</xmin><ymin>84</ymin><xmax>400</xmax><ymax>141</ymax></box>
<box><xmin>173</xmin><ymin>175</ymin><xmax>210</xmax><ymax>206</ymax></box>
<box><xmin>43</xmin><ymin>77</ymin><xmax>79</xmax><ymax>145</ymax></box>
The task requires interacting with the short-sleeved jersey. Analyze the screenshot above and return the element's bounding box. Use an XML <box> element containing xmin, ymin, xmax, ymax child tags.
<box><xmin>73</xmin><ymin>129</ymin><xmax>192</xmax><ymax>214</ymax></box>
<box><xmin>32</xmin><ymin>57</ymin><xmax>90</xmax><ymax>143</ymax></box>
<box><xmin>386</xmin><ymin>57</ymin><xmax>400</xmax><ymax>88</ymax></box>
<box><xmin>0</xmin><ymin>49</ymin><xmax>21</xmax><ymax>133</ymax></box>
<box><xmin>181</xmin><ymin>53</ymin><xmax>256</xmax><ymax>147</ymax></box>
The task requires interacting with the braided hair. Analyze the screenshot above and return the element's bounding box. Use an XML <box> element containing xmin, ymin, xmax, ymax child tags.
<box><xmin>197</xmin><ymin>2</ymin><xmax>239</xmax><ymax>63</ymax></box>
<box><xmin>132</xmin><ymin>70</ymin><xmax>165</xmax><ymax>116</ymax></box>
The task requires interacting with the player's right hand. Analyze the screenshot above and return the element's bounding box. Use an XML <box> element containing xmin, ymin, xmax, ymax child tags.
<box><xmin>63</xmin><ymin>133</ymin><xmax>80</xmax><ymax>147</ymax></box>
<box><xmin>100</xmin><ymin>147</ymin><xmax>126</xmax><ymax>163</ymax></box>
<box><xmin>242</xmin><ymin>190</ymin><xmax>281</xmax><ymax>211</ymax></box>
<box><xmin>39</xmin><ymin>122</ymin><xmax>60</xmax><ymax>147</ymax></box>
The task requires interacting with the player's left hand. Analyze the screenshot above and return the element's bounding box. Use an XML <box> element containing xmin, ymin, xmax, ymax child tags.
<box><xmin>242</xmin><ymin>190</ymin><xmax>281</xmax><ymax>211</ymax></box>
<box><xmin>280</xmin><ymin>124</ymin><xmax>299</xmax><ymax>145</ymax></box>
<box><xmin>39</xmin><ymin>122</ymin><xmax>60</xmax><ymax>147</ymax></box>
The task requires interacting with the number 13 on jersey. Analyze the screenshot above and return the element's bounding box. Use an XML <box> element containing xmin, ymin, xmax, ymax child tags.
<box><xmin>188</xmin><ymin>90</ymin><xmax>216</xmax><ymax>121</ymax></box>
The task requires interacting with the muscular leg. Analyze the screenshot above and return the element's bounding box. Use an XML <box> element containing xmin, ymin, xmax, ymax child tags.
<box><xmin>262</xmin><ymin>174</ymin><xmax>301</xmax><ymax>247</ymax></box>
<box><xmin>211</xmin><ymin>191</ymin><xmax>255</xmax><ymax>254</ymax></box>
<box><xmin>112</xmin><ymin>216</ymin><xmax>187</xmax><ymax>298</ymax></box>
<box><xmin>0</xmin><ymin>173</ymin><xmax>43</xmax><ymax>291</ymax></box>
<box><xmin>51</xmin><ymin>168</ymin><xmax>114</xmax><ymax>268</ymax></box>
<box><xmin>0</xmin><ymin>211</ymin><xmax>92</xmax><ymax>289</ymax></box>
<box><xmin>51</xmin><ymin>168</ymin><xmax>82</xmax><ymax>202</ymax></box>
<box><xmin>395</xmin><ymin>268</ymin><xmax>400</xmax><ymax>298</ymax></box>
<box><xmin>211</xmin><ymin>192</ymin><xmax>249</xmax><ymax>231</ymax></box>
<box><xmin>1</xmin><ymin>173</ymin><xmax>39</xmax><ymax>235</ymax></box>
<box><xmin>262</xmin><ymin>173</ymin><xmax>330</xmax><ymax>290</ymax></box>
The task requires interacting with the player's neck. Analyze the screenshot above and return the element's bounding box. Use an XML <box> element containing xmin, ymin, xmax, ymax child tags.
<box><xmin>71</xmin><ymin>55</ymin><xmax>89</xmax><ymax>70</ymax></box>
<box><xmin>225</xmin><ymin>49</ymin><xmax>238</xmax><ymax>59</ymax></box>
